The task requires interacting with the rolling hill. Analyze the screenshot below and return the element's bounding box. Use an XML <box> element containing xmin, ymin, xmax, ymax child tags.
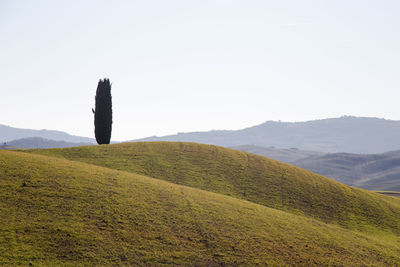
<box><xmin>26</xmin><ymin>142</ymin><xmax>400</xmax><ymax>235</ymax></box>
<box><xmin>133</xmin><ymin>116</ymin><xmax>400</xmax><ymax>153</ymax></box>
<box><xmin>2</xmin><ymin>147</ymin><xmax>400</xmax><ymax>265</ymax></box>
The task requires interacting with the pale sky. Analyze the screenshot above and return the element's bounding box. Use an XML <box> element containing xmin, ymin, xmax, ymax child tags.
<box><xmin>1</xmin><ymin>0</ymin><xmax>400</xmax><ymax>141</ymax></box>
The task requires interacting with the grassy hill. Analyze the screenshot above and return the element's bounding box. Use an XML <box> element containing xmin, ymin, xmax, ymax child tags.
<box><xmin>26</xmin><ymin>142</ymin><xmax>400</xmax><ymax>236</ymax></box>
<box><xmin>1</xmin><ymin>150</ymin><xmax>400</xmax><ymax>266</ymax></box>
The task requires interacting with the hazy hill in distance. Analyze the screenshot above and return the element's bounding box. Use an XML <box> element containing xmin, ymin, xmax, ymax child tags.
<box><xmin>233</xmin><ymin>145</ymin><xmax>400</xmax><ymax>192</ymax></box>
<box><xmin>1</xmin><ymin>137</ymin><xmax>93</xmax><ymax>149</ymax></box>
<box><xmin>231</xmin><ymin>145</ymin><xmax>324</xmax><ymax>163</ymax></box>
<box><xmin>0</xmin><ymin>124</ymin><xmax>95</xmax><ymax>144</ymax></box>
<box><xmin>295</xmin><ymin>150</ymin><xmax>400</xmax><ymax>192</ymax></box>
<box><xmin>134</xmin><ymin>116</ymin><xmax>400</xmax><ymax>154</ymax></box>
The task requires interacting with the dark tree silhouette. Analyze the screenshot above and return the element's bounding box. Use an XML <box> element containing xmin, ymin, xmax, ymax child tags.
<box><xmin>93</xmin><ymin>78</ymin><xmax>112</xmax><ymax>144</ymax></box>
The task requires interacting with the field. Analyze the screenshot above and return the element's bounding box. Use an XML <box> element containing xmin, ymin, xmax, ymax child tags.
<box><xmin>0</xmin><ymin>142</ymin><xmax>399</xmax><ymax>265</ymax></box>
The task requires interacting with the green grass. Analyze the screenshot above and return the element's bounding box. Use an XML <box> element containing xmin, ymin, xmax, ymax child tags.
<box><xmin>1</xmin><ymin>150</ymin><xmax>400</xmax><ymax>266</ymax></box>
<box><xmin>26</xmin><ymin>142</ymin><xmax>400</xmax><ymax>235</ymax></box>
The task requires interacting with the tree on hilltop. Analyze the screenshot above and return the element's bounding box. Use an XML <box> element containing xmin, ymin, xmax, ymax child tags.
<box><xmin>93</xmin><ymin>78</ymin><xmax>112</xmax><ymax>144</ymax></box>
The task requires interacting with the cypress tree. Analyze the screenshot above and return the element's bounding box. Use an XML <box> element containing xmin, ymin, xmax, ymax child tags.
<box><xmin>93</xmin><ymin>78</ymin><xmax>112</xmax><ymax>144</ymax></box>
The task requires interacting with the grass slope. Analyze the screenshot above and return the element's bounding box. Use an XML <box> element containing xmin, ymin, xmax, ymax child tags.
<box><xmin>1</xmin><ymin>150</ymin><xmax>400</xmax><ymax>266</ymax></box>
<box><xmin>27</xmin><ymin>142</ymin><xmax>400</xmax><ymax>235</ymax></box>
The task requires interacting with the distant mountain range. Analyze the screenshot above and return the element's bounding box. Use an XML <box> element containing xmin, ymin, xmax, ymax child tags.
<box><xmin>0</xmin><ymin>124</ymin><xmax>95</xmax><ymax>144</ymax></box>
<box><xmin>1</xmin><ymin>137</ymin><xmax>93</xmax><ymax>149</ymax></box>
<box><xmin>134</xmin><ymin>116</ymin><xmax>400</xmax><ymax>154</ymax></box>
